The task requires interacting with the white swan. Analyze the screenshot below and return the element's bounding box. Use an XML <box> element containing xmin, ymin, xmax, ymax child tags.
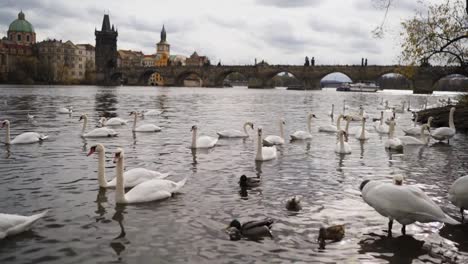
<box><xmin>113</xmin><ymin>148</ymin><xmax>186</xmax><ymax>204</ymax></box>
<box><xmin>255</xmin><ymin>127</ymin><xmax>277</xmax><ymax>161</ymax></box>
<box><xmin>290</xmin><ymin>113</ymin><xmax>316</xmax><ymax>140</ymax></box>
<box><xmin>79</xmin><ymin>114</ymin><xmax>118</xmax><ymax>138</ymax></box>
<box><xmin>191</xmin><ymin>125</ymin><xmax>218</xmax><ymax>149</ymax></box>
<box><xmin>129</xmin><ymin>111</ymin><xmax>161</xmax><ymax>132</ymax></box>
<box><xmin>1</xmin><ymin>120</ymin><xmax>48</xmax><ymax>144</ymax></box>
<box><xmin>448</xmin><ymin>175</ymin><xmax>468</xmax><ymax>223</ymax></box>
<box><xmin>374</xmin><ymin>111</ymin><xmax>389</xmax><ymax>134</ymax></box>
<box><xmin>431</xmin><ymin>107</ymin><xmax>456</xmax><ymax>143</ymax></box>
<box><xmin>263</xmin><ymin>119</ymin><xmax>285</xmax><ymax>146</ymax></box>
<box><xmin>87</xmin><ymin>143</ymin><xmax>169</xmax><ymax>188</ymax></box>
<box><xmin>58</xmin><ymin>106</ymin><xmax>73</xmax><ymax>114</ymax></box>
<box><xmin>403</xmin><ymin>117</ymin><xmax>433</xmax><ymax>136</ymax></box>
<box><xmin>318</xmin><ymin>114</ymin><xmax>343</xmax><ymax>133</ymax></box>
<box><xmin>0</xmin><ymin>210</ymin><xmax>48</xmax><ymax>239</ymax></box>
<box><xmin>328</xmin><ymin>104</ymin><xmax>335</xmax><ymax>118</ymax></box>
<box><xmin>355</xmin><ymin>117</ymin><xmax>370</xmax><ymax>140</ymax></box>
<box><xmin>217</xmin><ymin>122</ymin><xmax>254</xmax><ymax>138</ymax></box>
<box><xmin>335</xmin><ymin>130</ymin><xmax>351</xmax><ymax>154</ymax></box>
<box><xmin>393</xmin><ymin>101</ymin><xmax>406</xmax><ymax>114</ymax></box>
<box><xmin>399</xmin><ymin>124</ymin><xmax>430</xmax><ymax>145</ymax></box>
<box><xmin>348</xmin><ymin>105</ymin><xmax>367</xmax><ymax>121</ymax></box>
<box><xmin>377</xmin><ymin>100</ymin><xmax>389</xmax><ymax>111</ymax></box>
<box><xmin>384</xmin><ymin>120</ymin><xmax>403</xmax><ymax>151</ymax></box>
<box><xmin>99</xmin><ymin>117</ymin><xmax>128</xmax><ymax>126</ymax></box>
<box><xmin>142</xmin><ymin>109</ymin><xmax>163</xmax><ymax>116</ymax></box>
<box><xmin>360</xmin><ymin>179</ymin><xmax>458</xmax><ymax>236</ymax></box>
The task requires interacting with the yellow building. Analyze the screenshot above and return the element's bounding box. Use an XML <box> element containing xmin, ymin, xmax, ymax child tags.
<box><xmin>155</xmin><ymin>25</ymin><xmax>170</xmax><ymax>66</ymax></box>
<box><xmin>148</xmin><ymin>72</ymin><xmax>164</xmax><ymax>86</ymax></box>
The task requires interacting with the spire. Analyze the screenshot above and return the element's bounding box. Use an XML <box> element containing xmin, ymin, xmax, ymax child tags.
<box><xmin>18</xmin><ymin>10</ymin><xmax>25</xmax><ymax>20</ymax></box>
<box><xmin>101</xmin><ymin>14</ymin><xmax>111</xmax><ymax>31</ymax></box>
<box><xmin>160</xmin><ymin>24</ymin><xmax>166</xmax><ymax>42</ymax></box>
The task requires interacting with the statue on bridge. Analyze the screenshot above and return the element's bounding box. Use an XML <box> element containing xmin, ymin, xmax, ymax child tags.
<box><xmin>312</xmin><ymin>57</ymin><xmax>315</xmax><ymax>66</ymax></box>
<box><xmin>304</xmin><ymin>56</ymin><xmax>310</xmax><ymax>66</ymax></box>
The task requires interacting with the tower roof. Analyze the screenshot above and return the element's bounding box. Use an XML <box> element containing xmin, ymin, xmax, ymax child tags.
<box><xmin>159</xmin><ymin>25</ymin><xmax>167</xmax><ymax>44</ymax></box>
<box><xmin>8</xmin><ymin>11</ymin><xmax>35</xmax><ymax>33</ymax></box>
<box><xmin>101</xmin><ymin>14</ymin><xmax>113</xmax><ymax>31</ymax></box>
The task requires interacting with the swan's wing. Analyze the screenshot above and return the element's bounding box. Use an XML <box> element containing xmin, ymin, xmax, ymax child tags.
<box><xmin>85</xmin><ymin>128</ymin><xmax>118</xmax><ymax>137</ymax></box>
<box><xmin>125</xmin><ymin>179</ymin><xmax>186</xmax><ymax>203</ymax></box>
<box><xmin>11</xmin><ymin>132</ymin><xmax>42</xmax><ymax>144</ymax></box>
<box><xmin>262</xmin><ymin>146</ymin><xmax>277</xmax><ymax>160</ymax></box>
<box><xmin>318</xmin><ymin>125</ymin><xmax>337</xmax><ymax>132</ymax></box>
<box><xmin>431</xmin><ymin>127</ymin><xmax>455</xmax><ymax>139</ymax></box>
<box><xmin>107</xmin><ymin>169</ymin><xmax>170</xmax><ymax>187</ymax></box>
<box><xmin>290</xmin><ymin>131</ymin><xmax>311</xmax><ymax>140</ymax></box>
<box><xmin>135</xmin><ymin>124</ymin><xmax>161</xmax><ymax>132</ymax></box>
<box><xmin>217</xmin><ymin>129</ymin><xmax>243</xmax><ymax>138</ymax></box>
<box><xmin>399</xmin><ymin>136</ymin><xmax>423</xmax><ymax>145</ymax></box>
<box><xmin>0</xmin><ymin>211</ymin><xmax>47</xmax><ymax>239</ymax></box>
<box><xmin>264</xmin><ymin>135</ymin><xmax>284</xmax><ymax>145</ymax></box>
<box><xmin>449</xmin><ymin>176</ymin><xmax>468</xmax><ymax>207</ymax></box>
<box><xmin>197</xmin><ymin>136</ymin><xmax>218</xmax><ymax>148</ymax></box>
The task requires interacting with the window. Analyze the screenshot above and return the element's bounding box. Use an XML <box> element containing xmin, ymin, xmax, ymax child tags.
<box><xmin>9</xmin><ymin>34</ymin><xmax>13</xmax><ymax>40</ymax></box>
<box><xmin>79</xmin><ymin>64</ymin><xmax>82</xmax><ymax>69</ymax></box>
<box><xmin>17</xmin><ymin>34</ymin><xmax>22</xmax><ymax>41</ymax></box>
<box><xmin>79</xmin><ymin>72</ymin><xmax>82</xmax><ymax>76</ymax></box>
<box><xmin>26</xmin><ymin>35</ymin><xmax>30</xmax><ymax>42</ymax></box>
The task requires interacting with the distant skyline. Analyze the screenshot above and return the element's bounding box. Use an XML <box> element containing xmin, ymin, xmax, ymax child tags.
<box><xmin>0</xmin><ymin>0</ymin><xmax>441</xmax><ymax>65</ymax></box>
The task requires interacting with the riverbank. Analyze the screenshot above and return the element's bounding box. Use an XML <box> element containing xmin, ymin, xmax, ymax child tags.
<box><xmin>417</xmin><ymin>105</ymin><xmax>468</xmax><ymax>132</ymax></box>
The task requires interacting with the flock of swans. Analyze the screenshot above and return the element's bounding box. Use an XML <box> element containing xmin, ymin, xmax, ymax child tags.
<box><xmin>0</xmin><ymin>98</ymin><xmax>466</xmax><ymax>245</ymax></box>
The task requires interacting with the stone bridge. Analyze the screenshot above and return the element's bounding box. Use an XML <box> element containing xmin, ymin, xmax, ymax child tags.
<box><xmin>113</xmin><ymin>64</ymin><xmax>467</xmax><ymax>94</ymax></box>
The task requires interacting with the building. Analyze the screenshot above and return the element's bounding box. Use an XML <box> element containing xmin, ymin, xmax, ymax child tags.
<box><xmin>155</xmin><ymin>25</ymin><xmax>170</xmax><ymax>66</ymax></box>
<box><xmin>95</xmin><ymin>14</ymin><xmax>118</xmax><ymax>85</ymax></box>
<box><xmin>169</xmin><ymin>55</ymin><xmax>187</xmax><ymax>66</ymax></box>
<box><xmin>142</xmin><ymin>54</ymin><xmax>156</xmax><ymax>67</ymax></box>
<box><xmin>186</xmin><ymin>51</ymin><xmax>210</xmax><ymax>66</ymax></box>
<box><xmin>117</xmin><ymin>49</ymin><xmax>143</xmax><ymax>68</ymax></box>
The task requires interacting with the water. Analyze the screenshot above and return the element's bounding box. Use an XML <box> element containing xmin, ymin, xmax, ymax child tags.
<box><xmin>0</xmin><ymin>85</ymin><xmax>467</xmax><ymax>263</ymax></box>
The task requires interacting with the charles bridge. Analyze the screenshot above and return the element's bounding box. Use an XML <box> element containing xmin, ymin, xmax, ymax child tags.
<box><xmin>113</xmin><ymin>64</ymin><xmax>466</xmax><ymax>94</ymax></box>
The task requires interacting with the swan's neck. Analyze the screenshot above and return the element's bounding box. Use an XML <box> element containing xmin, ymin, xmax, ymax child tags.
<box><xmin>336</xmin><ymin>116</ymin><xmax>342</xmax><ymax>130</ymax></box>
<box><xmin>331</xmin><ymin>105</ymin><xmax>334</xmax><ymax>115</ymax></box>
<box><xmin>279</xmin><ymin>121</ymin><xmax>284</xmax><ymax>139</ymax></box>
<box><xmin>420</xmin><ymin>126</ymin><xmax>428</xmax><ymax>144</ymax></box>
<box><xmin>256</xmin><ymin>134</ymin><xmax>262</xmax><ymax>160</ymax></box>
<box><xmin>389</xmin><ymin>123</ymin><xmax>395</xmax><ymax>139</ymax></box>
<box><xmin>413</xmin><ymin>113</ymin><xmax>418</xmax><ymax>127</ymax></box>
<box><xmin>132</xmin><ymin>114</ymin><xmax>137</xmax><ymax>131</ymax></box>
<box><xmin>449</xmin><ymin>109</ymin><xmax>455</xmax><ymax>130</ymax></box>
<box><xmin>359</xmin><ymin>108</ymin><xmax>364</xmax><ymax>117</ymax></box>
<box><xmin>243</xmin><ymin>123</ymin><xmax>249</xmax><ymax>135</ymax></box>
<box><xmin>345</xmin><ymin>119</ymin><xmax>350</xmax><ymax>134</ymax></box>
<box><xmin>5</xmin><ymin>123</ymin><xmax>10</xmax><ymax>144</ymax></box>
<box><xmin>307</xmin><ymin>117</ymin><xmax>312</xmax><ymax>133</ymax></box>
<box><xmin>385</xmin><ymin>101</ymin><xmax>389</xmax><ymax>109</ymax></box>
<box><xmin>115</xmin><ymin>157</ymin><xmax>127</xmax><ymax>204</ymax></box>
<box><xmin>427</xmin><ymin>118</ymin><xmax>432</xmax><ymax>127</ymax></box>
<box><xmin>97</xmin><ymin>150</ymin><xmax>107</xmax><ymax>188</ymax></box>
<box><xmin>82</xmin><ymin>117</ymin><xmax>87</xmax><ymax>134</ymax></box>
<box><xmin>359</xmin><ymin>120</ymin><xmax>365</xmax><ymax>138</ymax></box>
<box><xmin>191</xmin><ymin>129</ymin><xmax>197</xmax><ymax>148</ymax></box>
<box><xmin>380</xmin><ymin>112</ymin><xmax>384</xmax><ymax>125</ymax></box>
<box><xmin>401</xmin><ymin>102</ymin><xmax>406</xmax><ymax>112</ymax></box>
<box><xmin>339</xmin><ymin>133</ymin><xmax>345</xmax><ymax>151</ymax></box>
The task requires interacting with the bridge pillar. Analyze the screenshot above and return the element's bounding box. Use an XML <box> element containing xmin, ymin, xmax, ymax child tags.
<box><xmin>303</xmin><ymin>78</ymin><xmax>322</xmax><ymax>90</ymax></box>
<box><xmin>248</xmin><ymin>77</ymin><xmax>272</xmax><ymax>89</ymax></box>
<box><xmin>412</xmin><ymin>79</ymin><xmax>434</xmax><ymax>94</ymax></box>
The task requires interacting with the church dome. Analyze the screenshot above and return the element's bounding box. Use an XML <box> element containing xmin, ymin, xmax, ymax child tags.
<box><xmin>8</xmin><ymin>11</ymin><xmax>35</xmax><ymax>33</ymax></box>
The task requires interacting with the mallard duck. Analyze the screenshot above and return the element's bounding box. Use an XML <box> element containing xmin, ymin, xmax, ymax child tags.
<box><xmin>239</xmin><ymin>175</ymin><xmax>260</xmax><ymax>188</ymax></box>
<box><xmin>318</xmin><ymin>225</ymin><xmax>345</xmax><ymax>249</ymax></box>
<box><xmin>285</xmin><ymin>196</ymin><xmax>302</xmax><ymax>211</ymax></box>
<box><xmin>227</xmin><ymin>219</ymin><xmax>273</xmax><ymax>239</ymax></box>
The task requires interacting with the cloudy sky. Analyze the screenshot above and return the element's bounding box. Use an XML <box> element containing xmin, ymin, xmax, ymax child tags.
<box><xmin>0</xmin><ymin>0</ymin><xmax>438</xmax><ymax>65</ymax></box>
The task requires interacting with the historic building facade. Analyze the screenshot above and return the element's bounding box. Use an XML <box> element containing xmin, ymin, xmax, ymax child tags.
<box><xmin>186</xmin><ymin>51</ymin><xmax>210</xmax><ymax>66</ymax></box>
<box><xmin>95</xmin><ymin>14</ymin><xmax>118</xmax><ymax>85</ymax></box>
<box><xmin>155</xmin><ymin>25</ymin><xmax>170</xmax><ymax>66</ymax></box>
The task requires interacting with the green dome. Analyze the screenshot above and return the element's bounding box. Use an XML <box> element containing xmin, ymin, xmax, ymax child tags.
<box><xmin>8</xmin><ymin>11</ymin><xmax>35</xmax><ymax>33</ymax></box>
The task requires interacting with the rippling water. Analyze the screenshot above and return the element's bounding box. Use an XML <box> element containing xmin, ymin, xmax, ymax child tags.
<box><xmin>0</xmin><ymin>85</ymin><xmax>467</xmax><ymax>263</ymax></box>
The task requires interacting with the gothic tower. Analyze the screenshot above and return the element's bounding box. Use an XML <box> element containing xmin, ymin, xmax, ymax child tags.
<box><xmin>155</xmin><ymin>25</ymin><xmax>170</xmax><ymax>66</ymax></box>
<box><xmin>95</xmin><ymin>14</ymin><xmax>118</xmax><ymax>85</ymax></box>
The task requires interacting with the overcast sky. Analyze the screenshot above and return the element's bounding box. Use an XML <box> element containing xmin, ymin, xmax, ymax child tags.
<box><xmin>0</xmin><ymin>0</ymin><xmax>439</xmax><ymax>65</ymax></box>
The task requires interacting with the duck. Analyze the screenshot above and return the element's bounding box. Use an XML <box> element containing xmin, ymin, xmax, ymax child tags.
<box><xmin>87</xmin><ymin>143</ymin><xmax>170</xmax><ymax>188</ymax></box>
<box><xmin>285</xmin><ymin>196</ymin><xmax>302</xmax><ymax>211</ymax></box>
<box><xmin>360</xmin><ymin>179</ymin><xmax>458</xmax><ymax>237</ymax></box>
<box><xmin>374</xmin><ymin>111</ymin><xmax>390</xmax><ymax>134</ymax></box>
<box><xmin>129</xmin><ymin>111</ymin><xmax>161</xmax><ymax>132</ymax></box>
<box><xmin>431</xmin><ymin>107</ymin><xmax>456</xmax><ymax>144</ymax></box>
<box><xmin>318</xmin><ymin>114</ymin><xmax>343</xmax><ymax>133</ymax></box>
<box><xmin>263</xmin><ymin>119</ymin><xmax>286</xmax><ymax>146</ymax></box>
<box><xmin>290</xmin><ymin>113</ymin><xmax>316</xmax><ymax>140</ymax></box>
<box><xmin>113</xmin><ymin>148</ymin><xmax>187</xmax><ymax>204</ymax></box>
<box><xmin>1</xmin><ymin>120</ymin><xmax>48</xmax><ymax>144</ymax></box>
<box><xmin>354</xmin><ymin>117</ymin><xmax>370</xmax><ymax>140</ymax></box>
<box><xmin>403</xmin><ymin>116</ymin><xmax>433</xmax><ymax>136</ymax></box>
<box><xmin>0</xmin><ymin>210</ymin><xmax>48</xmax><ymax>239</ymax></box>
<box><xmin>448</xmin><ymin>175</ymin><xmax>468</xmax><ymax>223</ymax></box>
<box><xmin>57</xmin><ymin>106</ymin><xmax>73</xmax><ymax>114</ymax></box>
<box><xmin>335</xmin><ymin>130</ymin><xmax>351</xmax><ymax>154</ymax></box>
<box><xmin>191</xmin><ymin>125</ymin><xmax>218</xmax><ymax>149</ymax></box>
<box><xmin>255</xmin><ymin>127</ymin><xmax>277</xmax><ymax>161</ymax></box>
<box><xmin>384</xmin><ymin>120</ymin><xmax>403</xmax><ymax>151</ymax></box>
<box><xmin>226</xmin><ymin>219</ymin><xmax>273</xmax><ymax>239</ymax></box>
<box><xmin>318</xmin><ymin>225</ymin><xmax>345</xmax><ymax>249</ymax></box>
<box><xmin>79</xmin><ymin>114</ymin><xmax>118</xmax><ymax>138</ymax></box>
<box><xmin>239</xmin><ymin>174</ymin><xmax>260</xmax><ymax>188</ymax></box>
<box><xmin>99</xmin><ymin>116</ymin><xmax>128</xmax><ymax>126</ymax></box>
<box><xmin>217</xmin><ymin>122</ymin><xmax>254</xmax><ymax>138</ymax></box>
<box><xmin>399</xmin><ymin>124</ymin><xmax>430</xmax><ymax>145</ymax></box>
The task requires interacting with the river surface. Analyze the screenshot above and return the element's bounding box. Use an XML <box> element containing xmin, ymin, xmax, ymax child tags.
<box><xmin>0</xmin><ymin>85</ymin><xmax>467</xmax><ymax>264</ymax></box>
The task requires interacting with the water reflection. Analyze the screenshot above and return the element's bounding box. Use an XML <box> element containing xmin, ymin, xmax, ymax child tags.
<box><xmin>95</xmin><ymin>90</ymin><xmax>118</xmax><ymax>116</ymax></box>
<box><xmin>95</xmin><ymin>188</ymin><xmax>107</xmax><ymax>222</ymax></box>
<box><xmin>110</xmin><ymin>205</ymin><xmax>129</xmax><ymax>258</ymax></box>
<box><xmin>359</xmin><ymin>234</ymin><xmax>425</xmax><ymax>263</ymax></box>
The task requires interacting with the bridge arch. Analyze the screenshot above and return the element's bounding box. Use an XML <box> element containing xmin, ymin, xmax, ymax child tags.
<box><xmin>263</xmin><ymin>70</ymin><xmax>303</xmax><ymax>88</ymax></box>
<box><xmin>432</xmin><ymin>73</ymin><xmax>468</xmax><ymax>92</ymax></box>
<box><xmin>139</xmin><ymin>69</ymin><xmax>167</xmax><ymax>86</ymax></box>
<box><xmin>175</xmin><ymin>71</ymin><xmax>203</xmax><ymax>87</ymax></box>
<box><xmin>110</xmin><ymin>72</ymin><xmax>127</xmax><ymax>85</ymax></box>
<box><xmin>320</xmin><ymin>72</ymin><xmax>352</xmax><ymax>88</ymax></box>
<box><xmin>376</xmin><ymin>73</ymin><xmax>412</xmax><ymax>90</ymax></box>
<box><xmin>215</xmin><ymin>70</ymin><xmax>249</xmax><ymax>87</ymax></box>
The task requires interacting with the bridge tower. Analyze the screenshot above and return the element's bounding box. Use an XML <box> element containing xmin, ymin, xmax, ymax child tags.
<box><xmin>95</xmin><ymin>14</ymin><xmax>118</xmax><ymax>85</ymax></box>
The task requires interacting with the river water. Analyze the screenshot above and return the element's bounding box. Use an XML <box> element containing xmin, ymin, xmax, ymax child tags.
<box><xmin>0</xmin><ymin>85</ymin><xmax>467</xmax><ymax>264</ymax></box>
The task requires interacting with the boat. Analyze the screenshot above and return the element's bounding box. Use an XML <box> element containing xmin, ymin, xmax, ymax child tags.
<box><xmin>336</xmin><ymin>82</ymin><xmax>380</xmax><ymax>92</ymax></box>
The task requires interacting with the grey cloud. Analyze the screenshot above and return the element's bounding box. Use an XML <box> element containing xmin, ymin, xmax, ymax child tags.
<box><xmin>309</xmin><ymin>18</ymin><xmax>368</xmax><ymax>37</ymax></box>
<box><xmin>256</xmin><ymin>0</ymin><xmax>324</xmax><ymax>8</ymax></box>
<box><xmin>205</xmin><ymin>15</ymin><xmax>248</xmax><ymax>29</ymax></box>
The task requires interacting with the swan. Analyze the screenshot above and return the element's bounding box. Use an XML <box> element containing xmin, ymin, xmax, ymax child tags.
<box><xmin>0</xmin><ymin>210</ymin><xmax>48</xmax><ymax>239</ymax></box>
<box><xmin>348</xmin><ymin>105</ymin><xmax>367</xmax><ymax>121</ymax></box>
<box><xmin>318</xmin><ymin>114</ymin><xmax>343</xmax><ymax>133</ymax></box>
<box><xmin>113</xmin><ymin>148</ymin><xmax>187</xmax><ymax>204</ymax></box>
<box><xmin>263</xmin><ymin>119</ymin><xmax>285</xmax><ymax>146</ymax></box>
<box><xmin>403</xmin><ymin>117</ymin><xmax>433</xmax><ymax>136</ymax></box>
<box><xmin>290</xmin><ymin>113</ymin><xmax>316</xmax><ymax>140</ymax></box>
<box><xmin>141</xmin><ymin>109</ymin><xmax>163</xmax><ymax>116</ymax></box>
<box><xmin>129</xmin><ymin>111</ymin><xmax>161</xmax><ymax>132</ymax></box>
<box><xmin>393</xmin><ymin>101</ymin><xmax>406</xmax><ymax>114</ymax></box>
<box><xmin>399</xmin><ymin>124</ymin><xmax>430</xmax><ymax>145</ymax></box>
<box><xmin>448</xmin><ymin>175</ymin><xmax>468</xmax><ymax>223</ymax></box>
<box><xmin>58</xmin><ymin>106</ymin><xmax>73</xmax><ymax>114</ymax></box>
<box><xmin>87</xmin><ymin>143</ymin><xmax>169</xmax><ymax>188</ymax></box>
<box><xmin>191</xmin><ymin>125</ymin><xmax>218</xmax><ymax>149</ymax></box>
<box><xmin>360</xmin><ymin>179</ymin><xmax>458</xmax><ymax>236</ymax></box>
<box><xmin>384</xmin><ymin>120</ymin><xmax>403</xmax><ymax>151</ymax></box>
<box><xmin>328</xmin><ymin>104</ymin><xmax>334</xmax><ymax>118</ymax></box>
<box><xmin>355</xmin><ymin>117</ymin><xmax>370</xmax><ymax>140</ymax></box>
<box><xmin>377</xmin><ymin>100</ymin><xmax>389</xmax><ymax>111</ymax></box>
<box><xmin>335</xmin><ymin>130</ymin><xmax>351</xmax><ymax>154</ymax></box>
<box><xmin>342</xmin><ymin>100</ymin><xmax>350</xmax><ymax>114</ymax></box>
<box><xmin>255</xmin><ymin>127</ymin><xmax>277</xmax><ymax>161</ymax></box>
<box><xmin>99</xmin><ymin>117</ymin><xmax>128</xmax><ymax>126</ymax></box>
<box><xmin>374</xmin><ymin>111</ymin><xmax>389</xmax><ymax>134</ymax></box>
<box><xmin>431</xmin><ymin>107</ymin><xmax>456</xmax><ymax>143</ymax></box>
<box><xmin>217</xmin><ymin>122</ymin><xmax>254</xmax><ymax>138</ymax></box>
<box><xmin>1</xmin><ymin>120</ymin><xmax>48</xmax><ymax>144</ymax></box>
<box><xmin>79</xmin><ymin>114</ymin><xmax>118</xmax><ymax>138</ymax></box>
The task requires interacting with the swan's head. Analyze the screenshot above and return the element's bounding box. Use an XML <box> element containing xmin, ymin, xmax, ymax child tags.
<box><xmin>113</xmin><ymin>148</ymin><xmax>124</xmax><ymax>163</ymax></box>
<box><xmin>359</xmin><ymin>180</ymin><xmax>370</xmax><ymax>191</ymax></box>
<box><xmin>129</xmin><ymin>111</ymin><xmax>138</xmax><ymax>116</ymax></box>
<box><xmin>257</xmin><ymin>127</ymin><xmax>263</xmax><ymax>136</ymax></box>
<box><xmin>79</xmin><ymin>114</ymin><xmax>87</xmax><ymax>121</ymax></box>
<box><xmin>1</xmin><ymin>120</ymin><xmax>9</xmax><ymax>128</ymax></box>
<box><xmin>191</xmin><ymin>125</ymin><xmax>197</xmax><ymax>132</ymax></box>
<box><xmin>281</xmin><ymin>119</ymin><xmax>286</xmax><ymax>125</ymax></box>
<box><xmin>87</xmin><ymin>144</ymin><xmax>104</xmax><ymax>156</ymax></box>
<box><xmin>450</xmin><ymin>107</ymin><xmax>456</xmax><ymax>113</ymax></box>
<box><xmin>422</xmin><ymin>124</ymin><xmax>430</xmax><ymax>133</ymax></box>
<box><xmin>246</xmin><ymin>122</ymin><xmax>254</xmax><ymax>130</ymax></box>
<box><xmin>308</xmin><ymin>113</ymin><xmax>317</xmax><ymax>119</ymax></box>
<box><xmin>427</xmin><ymin>116</ymin><xmax>433</xmax><ymax>125</ymax></box>
<box><xmin>393</xmin><ymin>175</ymin><xmax>404</xmax><ymax>186</ymax></box>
